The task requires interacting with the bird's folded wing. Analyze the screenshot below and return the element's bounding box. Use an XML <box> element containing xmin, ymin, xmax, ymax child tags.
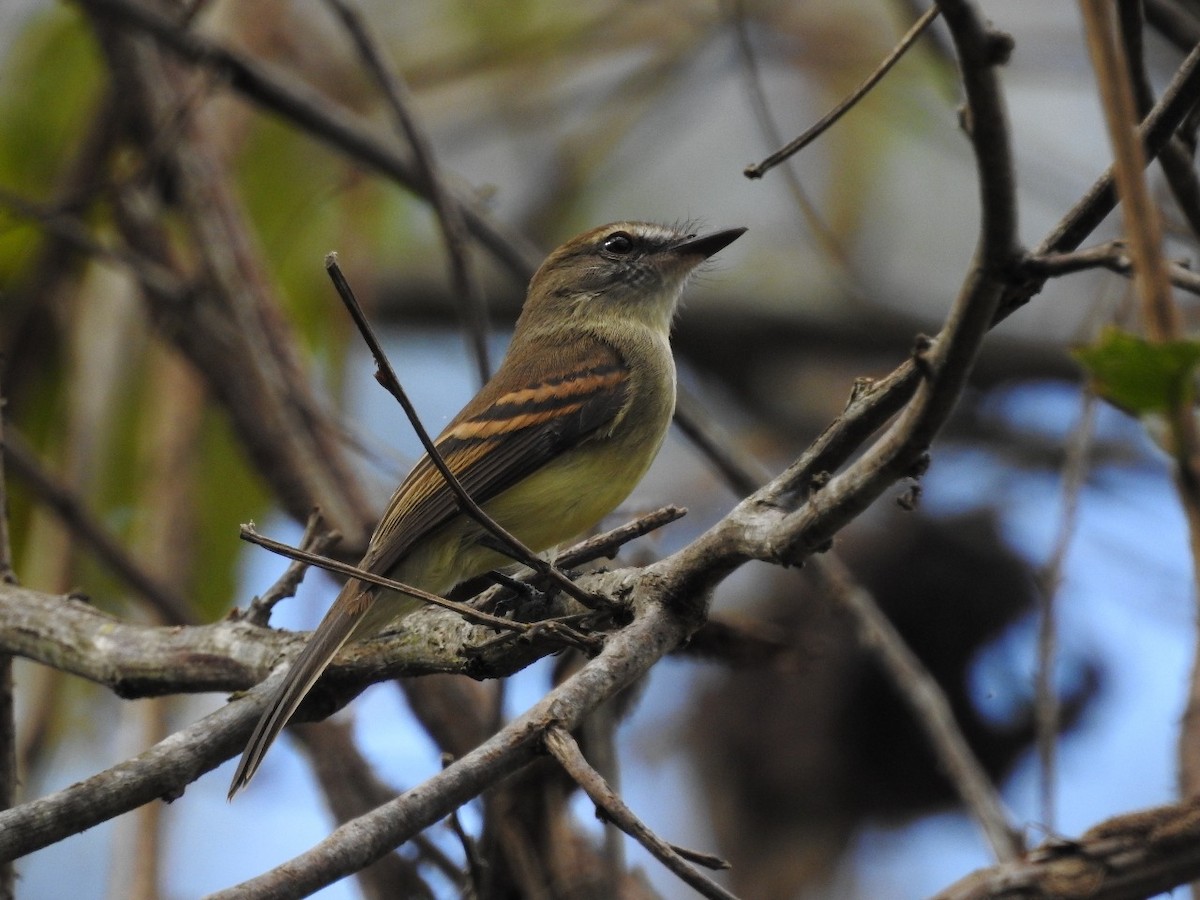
<box><xmin>361</xmin><ymin>336</ymin><xmax>631</xmax><ymax>575</ymax></box>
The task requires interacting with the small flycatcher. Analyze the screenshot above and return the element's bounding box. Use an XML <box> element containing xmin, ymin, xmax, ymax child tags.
<box><xmin>228</xmin><ymin>221</ymin><xmax>745</xmax><ymax>796</ymax></box>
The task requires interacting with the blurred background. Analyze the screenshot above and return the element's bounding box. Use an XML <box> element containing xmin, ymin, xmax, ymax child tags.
<box><xmin>0</xmin><ymin>0</ymin><xmax>1196</xmax><ymax>897</ymax></box>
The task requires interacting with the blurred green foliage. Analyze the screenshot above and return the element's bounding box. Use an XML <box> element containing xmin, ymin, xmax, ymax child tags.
<box><xmin>1074</xmin><ymin>326</ymin><xmax>1200</xmax><ymax>416</ymax></box>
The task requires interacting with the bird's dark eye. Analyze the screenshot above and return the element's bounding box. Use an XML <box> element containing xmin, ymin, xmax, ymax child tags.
<box><xmin>602</xmin><ymin>231</ymin><xmax>634</xmax><ymax>255</ymax></box>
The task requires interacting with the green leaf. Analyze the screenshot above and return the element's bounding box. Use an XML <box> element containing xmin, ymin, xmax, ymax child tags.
<box><xmin>1073</xmin><ymin>327</ymin><xmax>1200</xmax><ymax>415</ymax></box>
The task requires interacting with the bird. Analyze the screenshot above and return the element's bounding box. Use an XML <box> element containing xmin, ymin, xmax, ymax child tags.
<box><xmin>228</xmin><ymin>221</ymin><xmax>746</xmax><ymax>797</ymax></box>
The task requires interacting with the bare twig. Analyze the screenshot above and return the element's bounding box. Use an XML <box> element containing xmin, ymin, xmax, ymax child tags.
<box><xmin>1146</xmin><ymin>0</ymin><xmax>1200</xmax><ymax>51</ymax></box>
<box><xmin>324</xmin><ymin>0</ymin><xmax>491</xmax><ymax>383</ymax></box>
<box><xmin>728</xmin><ymin>0</ymin><xmax>865</xmax><ymax>299</ymax></box>
<box><xmin>443</xmin><ymin>799</ymin><xmax>484</xmax><ymax>897</ymax></box>
<box><xmin>551</xmin><ymin>505</ymin><xmax>687</xmax><ymax>570</ymax></box>
<box><xmin>239</xmin><ymin>524</ymin><xmax>586</xmax><ymax>644</ymax></box>
<box><xmin>743</xmin><ymin>3</ymin><xmax>941</xmax><ymax>179</ymax></box>
<box><xmin>543</xmin><ymin>725</ymin><xmax>736</xmax><ymax>900</ymax></box>
<box><xmin>93</xmin><ymin>14</ymin><xmax>378</xmax><ymax>543</ymax></box>
<box><xmin>1024</xmin><ymin>243</ymin><xmax>1200</xmax><ymax>296</ymax></box>
<box><xmin>324</xmin><ymin>254</ymin><xmax>609</xmax><ymax>612</ymax></box>
<box><xmin>1021</xmin><ymin>36</ymin><xmax>1200</xmax><ymax>290</ymax></box>
<box><xmin>243</xmin><ymin>510</ymin><xmax>342</xmax><ymax>627</ymax></box>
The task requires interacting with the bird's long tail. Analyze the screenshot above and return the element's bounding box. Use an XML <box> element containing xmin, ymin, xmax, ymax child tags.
<box><xmin>227</xmin><ymin>588</ymin><xmax>368</xmax><ymax>799</ymax></box>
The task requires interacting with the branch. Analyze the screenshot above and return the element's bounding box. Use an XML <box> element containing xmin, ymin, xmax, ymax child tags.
<box><xmin>0</xmin><ymin>582</ymin><xmax>584</xmax><ymax>703</ymax></box>
<box><xmin>729</xmin><ymin>0</ymin><xmax>864</xmax><ymax>296</ymax></box>
<box><xmin>932</xmin><ymin>796</ymin><xmax>1200</xmax><ymax>900</ymax></box>
<box><xmin>1033</xmin><ymin>392</ymin><xmax>1097</xmax><ymax>829</ymax></box>
<box><xmin>0</xmin><ymin>670</ymin><xmax>262</xmax><ymax>862</ymax></box>
<box><xmin>242</xmin><ymin>510</ymin><xmax>342</xmax><ymax>628</ymax></box>
<box><xmin>1118</xmin><ymin>0</ymin><xmax>1200</xmax><ymax>245</ymax></box>
<box><xmin>743</xmin><ymin>3</ymin><xmax>941</xmax><ymax>179</ymax></box>
<box><xmin>1024</xmin><ymin>243</ymin><xmax>1200</xmax><ymax>296</ymax></box>
<box><xmin>543</xmin><ymin>725</ymin><xmax>734</xmax><ymax>900</ymax></box>
<box><xmin>551</xmin><ymin>504</ymin><xmax>687</xmax><ymax>569</ymax></box>
<box><xmin>202</xmin><ymin>573</ymin><xmax>691</xmax><ymax>899</ymax></box>
<box><xmin>84</xmin><ymin>13</ymin><xmax>378</xmax><ymax>542</ymax></box>
<box><xmin>1009</xmin><ymin>35</ymin><xmax>1200</xmax><ymax>311</ymax></box>
<box><xmin>1081</xmin><ymin>0</ymin><xmax>1176</xmax><ymax>338</ymax></box>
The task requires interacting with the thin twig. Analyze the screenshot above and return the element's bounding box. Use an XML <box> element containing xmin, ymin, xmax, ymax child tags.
<box><xmin>1147</xmin><ymin>0</ymin><xmax>1200</xmax><ymax>52</ymax></box>
<box><xmin>324</xmin><ymin>0</ymin><xmax>491</xmax><ymax>384</ymax></box>
<box><xmin>1024</xmin><ymin>243</ymin><xmax>1200</xmax><ymax>296</ymax></box>
<box><xmin>239</xmin><ymin>525</ymin><xmax>534</xmax><ymax>639</ymax></box>
<box><xmin>243</xmin><ymin>510</ymin><xmax>342</xmax><ymax>627</ymax></box>
<box><xmin>443</xmin><ymin>790</ymin><xmax>484</xmax><ymax>897</ymax></box>
<box><xmin>551</xmin><ymin>505</ymin><xmax>687</xmax><ymax>570</ymax></box>
<box><xmin>465</xmin><ymin>505</ymin><xmax>686</xmax><ymax>628</ymax></box>
<box><xmin>324</xmin><ymin>254</ymin><xmax>608</xmax><ymax>612</ymax></box>
<box><xmin>728</xmin><ymin>0</ymin><xmax>865</xmax><ymax>298</ymax></box>
<box><xmin>543</xmin><ymin>725</ymin><xmax>737</xmax><ymax>900</ymax></box>
<box><xmin>743</xmin><ymin>3</ymin><xmax>941</xmax><ymax>179</ymax></box>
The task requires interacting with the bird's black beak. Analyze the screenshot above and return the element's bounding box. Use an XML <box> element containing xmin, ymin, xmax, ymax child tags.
<box><xmin>671</xmin><ymin>227</ymin><xmax>747</xmax><ymax>259</ymax></box>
